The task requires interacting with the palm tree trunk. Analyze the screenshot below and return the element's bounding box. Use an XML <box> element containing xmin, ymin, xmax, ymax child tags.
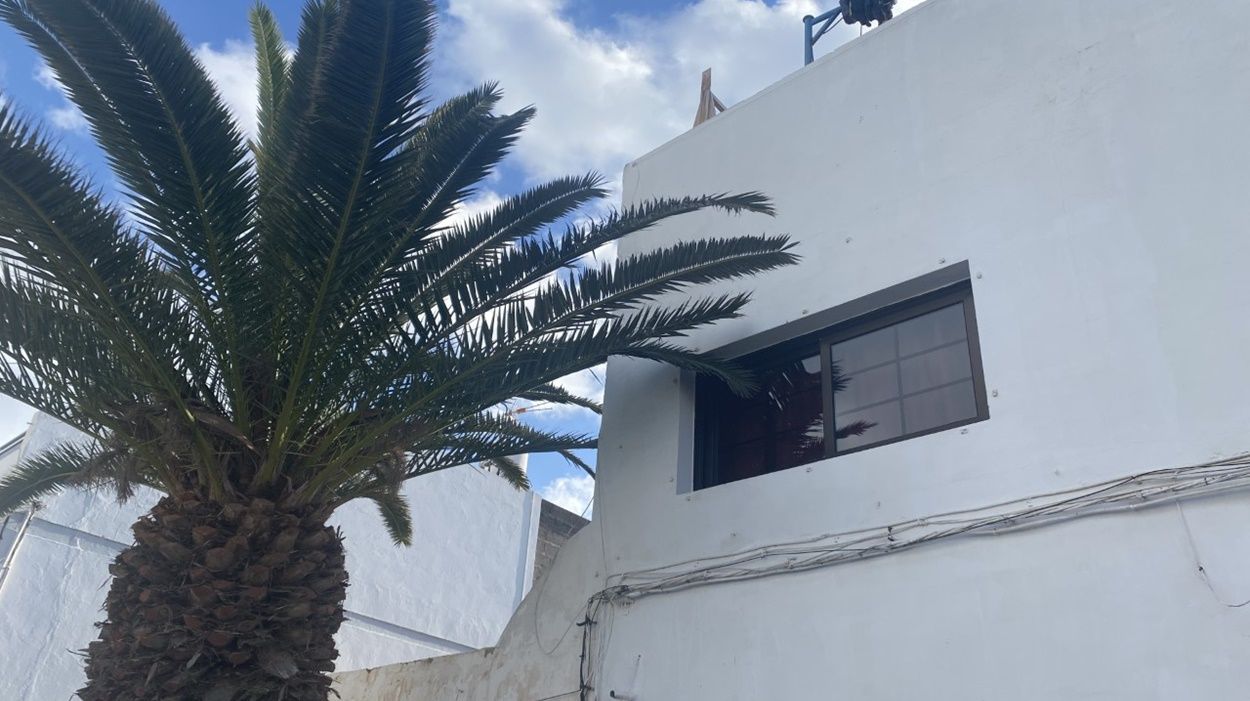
<box><xmin>80</xmin><ymin>494</ymin><xmax>348</xmax><ymax>701</ymax></box>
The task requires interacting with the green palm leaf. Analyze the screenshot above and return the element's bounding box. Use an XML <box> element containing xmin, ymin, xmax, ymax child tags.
<box><xmin>0</xmin><ymin>442</ymin><xmax>119</xmax><ymax>516</ymax></box>
<box><xmin>518</xmin><ymin>383</ymin><xmax>604</xmax><ymax>415</ymax></box>
<box><xmin>365</xmin><ymin>486</ymin><xmax>413</xmax><ymax>546</ymax></box>
<box><xmin>250</xmin><ymin>2</ymin><xmax>292</xmax><ymax>195</ymax></box>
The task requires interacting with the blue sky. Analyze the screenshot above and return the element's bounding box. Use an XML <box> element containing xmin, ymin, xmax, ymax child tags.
<box><xmin>0</xmin><ymin>0</ymin><xmax>922</xmax><ymax>513</ymax></box>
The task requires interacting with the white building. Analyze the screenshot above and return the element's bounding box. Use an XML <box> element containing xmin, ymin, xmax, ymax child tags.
<box><xmin>0</xmin><ymin>413</ymin><xmax>586</xmax><ymax>700</ymax></box>
<box><xmin>334</xmin><ymin>0</ymin><xmax>1250</xmax><ymax>698</ymax></box>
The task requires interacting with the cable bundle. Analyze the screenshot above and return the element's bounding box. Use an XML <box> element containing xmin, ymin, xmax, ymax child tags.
<box><xmin>572</xmin><ymin>452</ymin><xmax>1250</xmax><ymax>696</ymax></box>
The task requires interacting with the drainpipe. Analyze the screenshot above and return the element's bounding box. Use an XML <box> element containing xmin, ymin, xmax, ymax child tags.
<box><xmin>0</xmin><ymin>421</ymin><xmax>36</xmax><ymax>593</ymax></box>
<box><xmin>0</xmin><ymin>509</ymin><xmax>34</xmax><ymax>593</ymax></box>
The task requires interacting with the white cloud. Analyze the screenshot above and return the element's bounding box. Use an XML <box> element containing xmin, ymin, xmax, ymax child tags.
<box><xmin>195</xmin><ymin>40</ymin><xmax>260</xmax><ymax>138</ymax></box>
<box><xmin>437</xmin><ymin>0</ymin><xmax>845</xmax><ymax>188</ymax></box>
<box><xmin>440</xmin><ymin>0</ymin><xmax>673</xmax><ymax>184</ymax></box>
<box><xmin>540</xmin><ymin>472</ymin><xmax>594</xmax><ymax>517</ymax></box>
<box><xmin>47</xmin><ymin>104</ymin><xmax>87</xmax><ymax>132</ymax></box>
<box><xmin>443</xmin><ymin>190</ymin><xmax>506</xmax><ymax>232</ymax></box>
<box><xmin>33</xmin><ymin>62</ymin><xmax>87</xmax><ymax>133</ymax></box>
<box><xmin>552</xmin><ymin>363</ymin><xmax>606</xmax><ymax>406</ymax></box>
<box><xmin>33</xmin><ymin>62</ymin><xmax>59</xmax><ymax>91</ymax></box>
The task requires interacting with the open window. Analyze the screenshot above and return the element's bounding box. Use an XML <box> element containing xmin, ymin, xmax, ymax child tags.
<box><xmin>694</xmin><ymin>267</ymin><xmax>987</xmax><ymax>490</ymax></box>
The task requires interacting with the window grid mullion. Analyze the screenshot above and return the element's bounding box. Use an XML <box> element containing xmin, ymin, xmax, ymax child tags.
<box><xmin>820</xmin><ymin>339</ymin><xmax>836</xmax><ymax>459</ymax></box>
<box><xmin>894</xmin><ymin>325</ymin><xmax>906</xmax><ymax>435</ymax></box>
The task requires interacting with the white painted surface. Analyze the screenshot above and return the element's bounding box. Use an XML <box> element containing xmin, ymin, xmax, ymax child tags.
<box><xmin>335</xmin><ymin>0</ymin><xmax>1250</xmax><ymax>697</ymax></box>
<box><xmin>0</xmin><ymin>414</ymin><xmax>541</xmax><ymax>700</ymax></box>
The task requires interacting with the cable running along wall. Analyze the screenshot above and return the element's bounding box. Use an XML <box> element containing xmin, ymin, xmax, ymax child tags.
<box><xmin>575</xmin><ymin>453</ymin><xmax>1250</xmax><ymax>698</ymax></box>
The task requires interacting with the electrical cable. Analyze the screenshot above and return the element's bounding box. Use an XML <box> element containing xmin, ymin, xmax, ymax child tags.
<box><xmin>533</xmin><ymin>692</ymin><xmax>580</xmax><ymax>701</ymax></box>
<box><xmin>1175</xmin><ymin>501</ymin><xmax>1250</xmax><ymax>608</ymax></box>
<box><xmin>574</xmin><ymin>452</ymin><xmax>1250</xmax><ymax>691</ymax></box>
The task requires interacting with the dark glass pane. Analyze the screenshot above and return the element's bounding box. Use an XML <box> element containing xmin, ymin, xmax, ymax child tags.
<box><xmin>722</xmin><ymin>401</ymin><xmax>771</xmax><ymax>443</ymax></box>
<box><xmin>896</xmin><ymin>303</ymin><xmax>966</xmax><ymax>356</ymax></box>
<box><xmin>830</xmin><ymin>325</ymin><xmax>896</xmax><ymax>374</ymax></box>
<box><xmin>703</xmin><ymin>352</ymin><xmax>824</xmax><ymax>484</ymax></box>
<box><xmin>772</xmin><ymin>428</ymin><xmax>824</xmax><ymax>472</ymax></box>
<box><xmin>834</xmin><ymin>401</ymin><xmax>904</xmax><ymax>452</ymax></box>
<box><xmin>758</xmin><ymin>356</ymin><xmax>823</xmax><ymax>414</ymax></box>
<box><xmin>902</xmin><ymin>379</ymin><xmax>978</xmax><ymax>433</ymax></box>
<box><xmin>834</xmin><ymin>363</ymin><xmax>900</xmax><ymax>413</ymax></box>
<box><xmin>719</xmin><ymin>438</ymin><xmax>767</xmax><ymax>485</ymax></box>
<box><xmin>899</xmin><ymin>341</ymin><xmax>973</xmax><ymax>394</ymax></box>
<box><xmin>776</xmin><ymin>387</ymin><xmax>824</xmax><ymax>435</ymax></box>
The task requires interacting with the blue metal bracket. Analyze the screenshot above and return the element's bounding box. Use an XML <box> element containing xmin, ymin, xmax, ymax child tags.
<box><xmin>803</xmin><ymin>8</ymin><xmax>844</xmax><ymax>65</ymax></box>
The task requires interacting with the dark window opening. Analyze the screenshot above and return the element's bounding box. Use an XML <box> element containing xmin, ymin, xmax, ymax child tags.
<box><xmin>694</xmin><ymin>281</ymin><xmax>987</xmax><ymax>490</ymax></box>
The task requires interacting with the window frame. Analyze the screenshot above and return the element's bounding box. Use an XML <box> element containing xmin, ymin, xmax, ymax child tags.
<box><xmin>817</xmin><ymin>284</ymin><xmax>988</xmax><ymax>459</ymax></box>
<box><xmin>692</xmin><ymin>262</ymin><xmax>989</xmax><ymax>490</ymax></box>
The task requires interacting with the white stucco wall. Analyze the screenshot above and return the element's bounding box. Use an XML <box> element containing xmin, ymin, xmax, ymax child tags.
<box><xmin>336</xmin><ymin>0</ymin><xmax>1250</xmax><ymax>698</ymax></box>
<box><xmin>0</xmin><ymin>413</ymin><xmax>541</xmax><ymax>700</ymax></box>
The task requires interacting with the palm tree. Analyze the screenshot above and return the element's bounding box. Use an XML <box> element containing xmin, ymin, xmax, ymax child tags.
<box><xmin>0</xmin><ymin>0</ymin><xmax>795</xmax><ymax>697</ymax></box>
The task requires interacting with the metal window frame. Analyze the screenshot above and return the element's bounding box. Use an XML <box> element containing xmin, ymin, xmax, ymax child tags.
<box><xmin>693</xmin><ymin>262</ymin><xmax>988</xmax><ymax>490</ymax></box>
<box><xmin>819</xmin><ymin>285</ymin><xmax>988</xmax><ymax>459</ymax></box>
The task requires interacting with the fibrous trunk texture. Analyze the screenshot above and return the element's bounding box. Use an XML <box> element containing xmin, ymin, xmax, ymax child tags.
<box><xmin>80</xmin><ymin>494</ymin><xmax>348</xmax><ymax>701</ymax></box>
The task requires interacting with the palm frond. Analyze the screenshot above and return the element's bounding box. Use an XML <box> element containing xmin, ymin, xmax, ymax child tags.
<box><xmin>306</xmin><ymin>89</ymin><xmax>540</xmax><ymax>392</ymax></box>
<box><xmin>0</xmin><ymin>102</ymin><xmax>201</xmax><ymax>406</ymax></box>
<box><xmin>2</xmin><ymin>0</ymin><xmax>258</xmax><ymax>423</ymax></box>
<box><xmin>0</xmin><ymin>442</ymin><xmax>121</xmax><ymax>516</ymax></box>
<box><xmin>250</xmin><ymin>2</ymin><xmax>291</xmax><ymax>191</ymax></box>
<box><xmin>366</xmin><ymin>486</ymin><xmax>413</xmax><ymax>546</ymax></box>
<box><xmin>0</xmin><ymin>267</ymin><xmax>125</xmax><ymax>433</ymax></box>
<box><xmin>400</xmin><ymin>172</ymin><xmax>607</xmax><ymax>315</ymax></box>
<box><xmin>517</xmin><ymin>383</ymin><xmax>603</xmax><ymax>415</ymax></box>
<box><xmin>414</xmin><ymin>194</ymin><xmax>779</xmax><ymax>340</ymax></box>
<box><xmin>257</xmin><ymin>0</ymin><xmax>438</xmax><ymax>487</ymax></box>
<box><xmin>424</xmin><ymin>414</ymin><xmax>590</xmax><ymax>470</ymax></box>
<box><xmin>396</xmin><ymin>92</ymin><xmax>534</xmax><ymax>238</ymax></box>
<box><xmin>620</xmin><ymin>341</ymin><xmax>757</xmax><ymax>395</ymax></box>
<box><xmin>517</xmin><ymin>236</ymin><xmax>797</xmax><ymax>337</ymax></box>
<box><xmin>10</xmin><ymin>3</ymin><xmax>255</xmax><ymax>287</ymax></box>
<box><xmin>484</xmin><ymin>456</ymin><xmax>528</xmax><ymax>490</ymax></box>
<box><xmin>557</xmin><ymin>450</ymin><xmax>596</xmax><ymax>479</ymax></box>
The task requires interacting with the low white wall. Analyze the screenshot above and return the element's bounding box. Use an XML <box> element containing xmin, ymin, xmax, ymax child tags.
<box><xmin>337</xmin><ymin>0</ymin><xmax>1250</xmax><ymax>697</ymax></box>
<box><xmin>336</xmin><ymin>515</ymin><xmax>605</xmax><ymax>700</ymax></box>
<box><xmin>0</xmin><ymin>414</ymin><xmax>541</xmax><ymax>700</ymax></box>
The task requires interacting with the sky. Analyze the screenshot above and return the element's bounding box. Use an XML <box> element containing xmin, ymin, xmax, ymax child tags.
<box><xmin>0</xmin><ymin>0</ymin><xmax>926</xmax><ymax>516</ymax></box>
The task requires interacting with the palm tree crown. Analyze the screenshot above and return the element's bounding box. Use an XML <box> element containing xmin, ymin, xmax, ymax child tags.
<box><xmin>0</xmin><ymin>0</ymin><xmax>796</xmax><ymax>540</ymax></box>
